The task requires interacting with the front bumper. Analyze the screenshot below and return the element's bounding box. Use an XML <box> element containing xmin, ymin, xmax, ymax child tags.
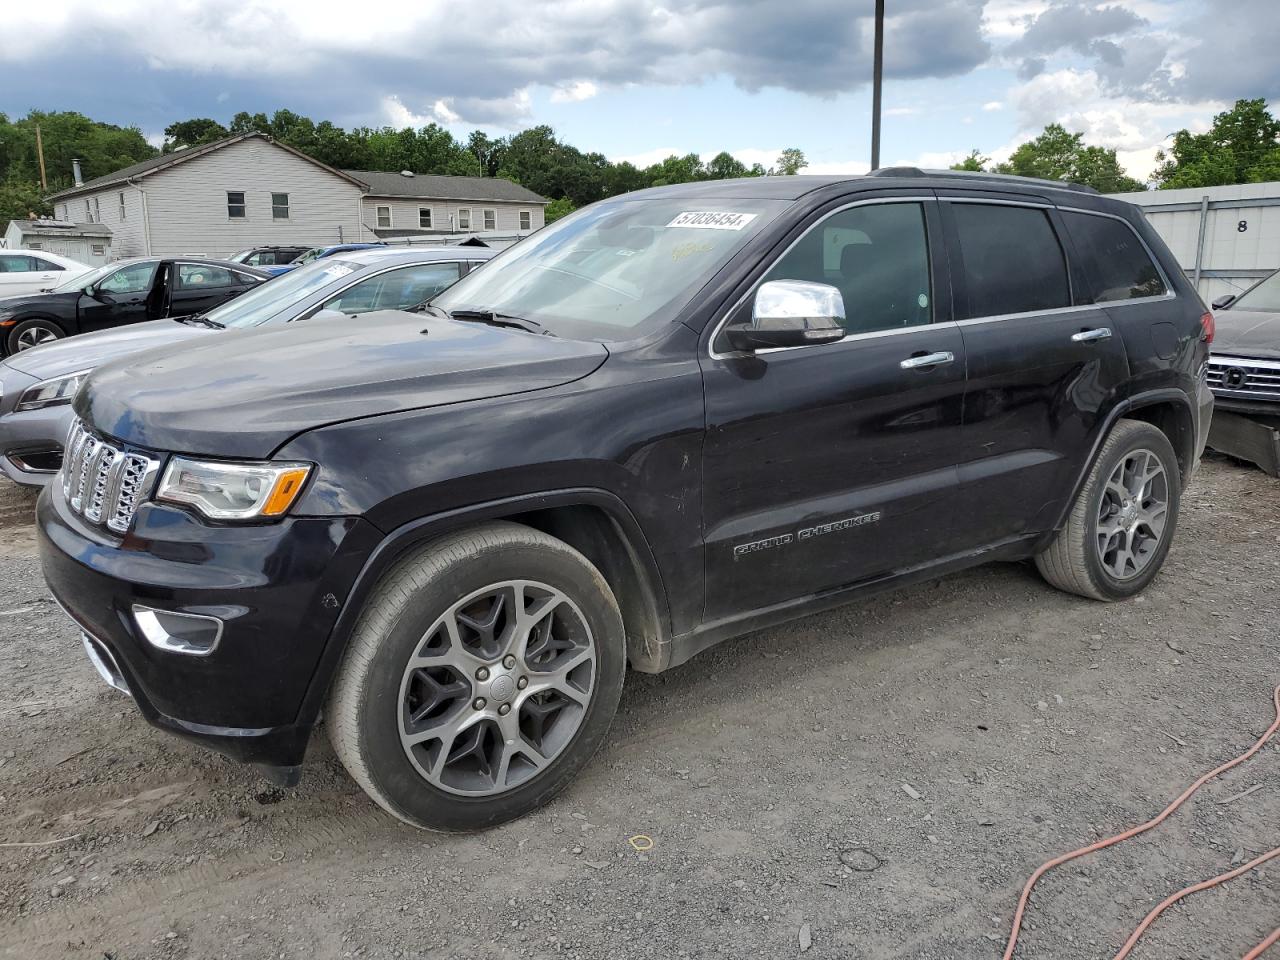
<box><xmin>38</xmin><ymin>481</ymin><xmax>382</xmax><ymax>775</ymax></box>
<box><xmin>0</xmin><ymin>365</ymin><xmax>71</xmax><ymax>487</ymax></box>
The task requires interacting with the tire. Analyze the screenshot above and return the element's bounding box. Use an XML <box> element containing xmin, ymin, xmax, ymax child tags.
<box><xmin>7</xmin><ymin>318</ymin><xmax>65</xmax><ymax>354</ymax></box>
<box><xmin>326</xmin><ymin>521</ymin><xmax>626</xmax><ymax>831</ymax></box>
<box><xmin>1035</xmin><ymin>419</ymin><xmax>1181</xmax><ymax>601</ymax></box>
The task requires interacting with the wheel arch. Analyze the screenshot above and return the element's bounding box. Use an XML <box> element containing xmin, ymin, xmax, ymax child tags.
<box><xmin>4</xmin><ymin>313</ymin><xmax>71</xmax><ymax>347</ymax></box>
<box><xmin>295</xmin><ymin>488</ymin><xmax>673</xmax><ymax>729</ymax></box>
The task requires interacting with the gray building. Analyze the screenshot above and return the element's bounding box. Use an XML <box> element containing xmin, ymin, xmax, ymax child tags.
<box><xmin>2</xmin><ymin>219</ymin><xmax>113</xmax><ymax>265</ymax></box>
<box><xmin>1110</xmin><ymin>181</ymin><xmax>1280</xmax><ymax>305</ymax></box>
<box><xmin>46</xmin><ymin>132</ymin><xmax>549</xmax><ymax>259</ymax></box>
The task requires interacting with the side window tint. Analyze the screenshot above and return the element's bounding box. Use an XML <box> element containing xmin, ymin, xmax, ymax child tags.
<box><xmin>951</xmin><ymin>204</ymin><xmax>1070</xmax><ymax>319</ymax></box>
<box><xmin>761</xmin><ymin>202</ymin><xmax>932</xmax><ymax>334</ymax></box>
<box><xmin>31</xmin><ymin>257</ymin><xmax>60</xmax><ymax>271</ymax></box>
<box><xmin>99</xmin><ymin>261</ymin><xmax>158</xmax><ymax>295</ymax></box>
<box><xmin>0</xmin><ymin>255</ymin><xmax>32</xmax><ymax>272</ymax></box>
<box><xmin>321</xmin><ymin>263</ymin><xmax>462</xmax><ymax>315</ymax></box>
<box><xmin>177</xmin><ymin>264</ymin><xmax>234</xmax><ymax>289</ymax></box>
<box><xmin>1060</xmin><ymin>211</ymin><xmax>1167</xmax><ymax>302</ymax></box>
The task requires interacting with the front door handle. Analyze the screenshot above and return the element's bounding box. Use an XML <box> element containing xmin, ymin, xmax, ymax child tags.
<box><xmin>1071</xmin><ymin>327</ymin><xmax>1112</xmax><ymax>343</ymax></box>
<box><xmin>900</xmin><ymin>351</ymin><xmax>955</xmax><ymax>370</ymax></box>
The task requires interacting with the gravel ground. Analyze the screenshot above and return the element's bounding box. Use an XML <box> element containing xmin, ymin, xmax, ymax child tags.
<box><xmin>1</xmin><ymin>459</ymin><xmax>1277</xmax><ymax>960</ymax></box>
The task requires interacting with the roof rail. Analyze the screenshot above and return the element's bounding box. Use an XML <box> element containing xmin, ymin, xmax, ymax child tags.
<box><xmin>865</xmin><ymin>166</ymin><xmax>1100</xmax><ymax>195</ymax></box>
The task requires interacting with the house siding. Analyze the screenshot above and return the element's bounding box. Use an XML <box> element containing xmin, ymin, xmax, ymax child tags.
<box><xmin>361</xmin><ymin>197</ymin><xmax>545</xmax><ymax>234</ymax></box>
<box><xmin>139</xmin><ymin>138</ymin><xmax>368</xmax><ymax>257</ymax></box>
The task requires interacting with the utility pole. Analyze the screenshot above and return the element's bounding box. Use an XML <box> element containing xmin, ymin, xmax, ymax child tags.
<box><xmin>870</xmin><ymin>0</ymin><xmax>885</xmax><ymax>171</ymax></box>
<box><xmin>35</xmin><ymin>124</ymin><xmax>48</xmax><ymax>190</ymax></box>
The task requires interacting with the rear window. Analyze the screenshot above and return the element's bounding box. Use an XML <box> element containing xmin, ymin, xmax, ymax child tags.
<box><xmin>951</xmin><ymin>203</ymin><xmax>1071</xmax><ymax>319</ymax></box>
<box><xmin>1060</xmin><ymin>211</ymin><xmax>1166</xmax><ymax>303</ymax></box>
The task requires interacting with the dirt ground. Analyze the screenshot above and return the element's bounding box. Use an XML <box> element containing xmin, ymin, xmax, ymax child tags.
<box><xmin>1</xmin><ymin>458</ymin><xmax>1277</xmax><ymax>960</ymax></box>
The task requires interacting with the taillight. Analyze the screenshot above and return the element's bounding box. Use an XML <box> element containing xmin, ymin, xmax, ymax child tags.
<box><xmin>1200</xmin><ymin>311</ymin><xmax>1215</xmax><ymax>344</ymax></box>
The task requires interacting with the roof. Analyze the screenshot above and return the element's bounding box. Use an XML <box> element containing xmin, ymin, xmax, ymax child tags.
<box><xmin>9</xmin><ymin>219</ymin><xmax>113</xmax><ymax>238</ymax></box>
<box><xmin>47</xmin><ymin>133</ymin><xmax>366</xmax><ymax>201</ymax></box>
<box><xmin>346</xmin><ymin>169</ymin><xmax>548</xmax><ymax>204</ymax></box>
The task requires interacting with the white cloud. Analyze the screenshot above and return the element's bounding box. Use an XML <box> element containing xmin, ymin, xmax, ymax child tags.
<box><xmin>885</xmin><ymin>106</ymin><xmax>920</xmax><ymax>117</ymax></box>
<box><xmin>982</xmin><ymin>100</ymin><xmax>1003</xmax><ymax>111</ymax></box>
<box><xmin>549</xmin><ymin>81</ymin><xmax>599</xmax><ymax>103</ymax></box>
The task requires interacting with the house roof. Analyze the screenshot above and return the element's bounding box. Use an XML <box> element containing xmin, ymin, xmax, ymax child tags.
<box><xmin>345</xmin><ymin>169</ymin><xmax>548</xmax><ymax>204</ymax></box>
<box><xmin>48</xmin><ymin>133</ymin><xmax>366</xmax><ymax>200</ymax></box>
<box><xmin>10</xmin><ymin>219</ymin><xmax>113</xmax><ymax>238</ymax></box>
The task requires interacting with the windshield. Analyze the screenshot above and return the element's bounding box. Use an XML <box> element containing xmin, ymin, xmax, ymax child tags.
<box><xmin>204</xmin><ymin>259</ymin><xmax>361</xmax><ymax>328</ymax></box>
<box><xmin>432</xmin><ymin>198</ymin><xmax>787</xmax><ymax>340</ymax></box>
<box><xmin>294</xmin><ymin>247</ymin><xmax>326</xmax><ymax>265</ymax></box>
<box><xmin>1232</xmin><ymin>271</ymin><xmax>1280</xmax><ymax>312</ymax></box>
<box><xmin>49</xmin><ymin>261</ymin><xmax>120</xmax><ymax>293</ymax></box>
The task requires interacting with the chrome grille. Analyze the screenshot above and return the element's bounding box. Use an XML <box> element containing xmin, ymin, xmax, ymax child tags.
<box><xmin>61</xmin><ymin>420</ymin><xmax>159</xmax><ymax>533</ymax></box>
<box><xmin>1206</xmin><ymin>356</ymin><xmax>1280</xmax><ymax>400</ymax></box>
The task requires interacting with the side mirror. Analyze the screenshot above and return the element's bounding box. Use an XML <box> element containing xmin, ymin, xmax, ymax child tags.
<box><xmin>724</xmin><ymin>280</ymin><xmax>846</xmax><ymax>352</ymax></box>
<box><xmin>1211</xmin><ymin>294</ymin><xmax>1236</xmax><ymax>310</ymax></box>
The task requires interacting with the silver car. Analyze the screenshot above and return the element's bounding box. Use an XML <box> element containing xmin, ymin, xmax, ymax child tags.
<box><xmin>0</xmin><ymin>245</ymin><xmax>494</xmax><ymax>486</ymax></box>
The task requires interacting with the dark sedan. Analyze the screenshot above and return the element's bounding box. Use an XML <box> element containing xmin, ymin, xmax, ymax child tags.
<box><xmin>0</xmin><ymin>257</ymin><xmax>270</xmax><ymax>355</ymax></box>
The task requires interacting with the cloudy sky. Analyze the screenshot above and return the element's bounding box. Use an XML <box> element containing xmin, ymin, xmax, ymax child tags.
<box><xmin>1</xmin><ymin>0</ymin><xmax>1275</xmax><ymax>180</ymax></box>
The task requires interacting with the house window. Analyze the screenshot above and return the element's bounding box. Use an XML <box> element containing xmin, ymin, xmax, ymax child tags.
<box><xmin>84</xmin><ymin>200</ymin><xmax>92</xmax><ymax>222</ymax></box>
<box><xmin>91</xmin><ymin>244</ymin><xmax>106</xmax><ymax>256</ymax></box>
<box><xmin>519</xmin><ymin>210</ymin><xmax>532</xmax><ymax>231</ymax></box>
<box><xmin>457</xmin><ymin>208</ymin><xmax>471</xmax><ymax>230</ymax></box>
<box><xmin>28</xmin><ymin>243</ymin><xmax>42</xmax><ymax>250</ymax></box>
<box><xmin>376</xmin><ymin>205</ymin><xmax>392</xmax><ymax>229</ymax></box>
<box><xmin>227</xmin><ymin>191</ymin><xmax>246</xmax><ymax>218</ymax></box>
<box><xmin>483</xmin><ymin>209</ymin><xmax>496</xmax><ymax>230</ymax></box>
<box><xmin>118</xmin><ymin>192</ymin><xmax>126</xmax><ymax>220</ymax></box>
<box><xmin>272</xmin><ymin>192</ymin><xmax>290</xmax><ymax>219</ymax></box>
<box><xmin>419</xmin><ymin>207</ymin><xmax>433</xmax><ymax>229</ymax></box>
<box><xmin>57</xmin><ymin>204</ymin><xmax>66</xmax><ymax>220</ymax></box>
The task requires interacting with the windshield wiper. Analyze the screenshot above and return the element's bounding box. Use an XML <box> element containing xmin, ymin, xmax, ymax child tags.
<box><xmin>448</xmin><ymin>309</ymin><xmax>553</xmax><ymax>337</ymax></box>
<box><xmin>174</xmin><ymin>314</ymin><xmax>224</xmax><ymax>329</ymax></box>
<box><xmin>414</xmin><ymin>302</ymin><xmax>449</xmax><ymax>318</ymax></box>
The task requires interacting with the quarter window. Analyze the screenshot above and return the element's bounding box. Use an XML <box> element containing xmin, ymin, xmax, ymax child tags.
<box><xmin>376</xmin><ymin>205</ymin><xmax>392</xmax><ymax>229</ymax></box>
<box><xmin>483</xmin><ymin>209</ymin><xmax>496</xmax><ymax>230</ymax></box>
<box><xmin>457</xmin><ymin>208</ymin><xmax>471</xmax><ymax>230</ymax></box>
<box><xmin>951</xmin><ymin>203</ymin><xmax>1070</xmax><ymax>319</ymax></box>
<box><xmin>271</xmin><ymin>193</ymin><xmax>290</xmax><ymax>219</ymax></box>
<box><xmin>519</xmin><ymin>210</ymin><xmax>532</xmax><ymax>231</ymax></box>
<box><xmin>760</xmin><ymin>201</ymin><xmax>933</xmax><ymax>335</ymax></box>
<box><xmin>1060</xmin><ymin>211</ymin><xmax>1166</xmax><ymax>303</ymax></box>
<box><xmin>227</xmin><ymin>191</ymin><xmax>246</xmax><ymax>218</ymax></box>
<box><xmin>419</xmin><ymin>207</ymin><xmax>433</xmax><ymax>229</ymax></box>
<box><xmin>319</xmin><ymin>262</ymin><xmax>463</xmax><ymax>314</ymax></box>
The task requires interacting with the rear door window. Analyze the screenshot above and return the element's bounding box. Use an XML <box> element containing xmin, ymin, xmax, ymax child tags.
<box><xmin>1059</xmin><ymin>211</ymin><xmax>1167</xmax><ymax>302</ymax></box>
<box><xmin>177</xmin><ymin>264</ymin><xmax>235</xmax><ymax>289</ymax></box>
<box><xmin>951</xmin><ymin>203</ymin><xmax>1071</xmax><ymax>319</ymax></box>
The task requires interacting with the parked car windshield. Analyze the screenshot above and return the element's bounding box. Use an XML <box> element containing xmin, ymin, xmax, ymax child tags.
<box><xmin>204</xmin><ymin>259</ymin><xmax>361</xmax><ymax>328</ymax></box>
<box><xmin>431</xmin><ymin>198</ymin><xmax>788</xmax><ymax>340</ymax></box>
<box><xmin>49</xmin><ymin>262</ymin><xmax>120</xmax><ymax>294</ymax></box>
<box><xmin>228</xmin><ymin>249</ymin><xmax>253</xmax><ymax>263</ymax></box>
<box><xmin>1231</xmin><ymin>270</ymin><xmax>1280</xmax><ymax>312</ymax></box>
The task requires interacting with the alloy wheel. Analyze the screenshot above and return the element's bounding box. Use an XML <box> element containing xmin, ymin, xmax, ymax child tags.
<box><xmin>16</xmin><ymin>327</ymin><xmax>58</xmax><ymax>350</ymax></box>
<box><xmin>397</xmin><ymin>579</ymin><xmax>596</xmax><ymax>796</ymax></box>
<box><xmin>1095</xmin><ymin>448</ymin><xmax>1169</xmax><ymax>581</ymax></box>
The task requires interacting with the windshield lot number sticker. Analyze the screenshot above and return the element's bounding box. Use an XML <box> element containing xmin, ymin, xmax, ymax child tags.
<box><xmin>667</xmin><ymin>211</ymin><xmax>758</xmax><ymax>230</ymax></box>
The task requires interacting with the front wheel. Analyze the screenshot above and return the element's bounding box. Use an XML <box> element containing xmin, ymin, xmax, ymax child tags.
<box><xmin>7</xmin><ymin>318</ymin><xmax>65</xmax><ymax>354</ymax></box>
<box><xmin>1035</xmin><ymin>419</ymin><xmax>1181</xmax><ymax>601</ymax></box>
<box><xmin>326</xmin><ymin>522</ymin><xmax>625</xmax><ymax>831</ymax></box>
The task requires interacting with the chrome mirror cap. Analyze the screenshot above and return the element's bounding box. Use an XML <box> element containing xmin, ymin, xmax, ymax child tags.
<box><xmin>726</xmin><ymin>280</ymin><xmax>846</xmax><ymax>352</ymax></box>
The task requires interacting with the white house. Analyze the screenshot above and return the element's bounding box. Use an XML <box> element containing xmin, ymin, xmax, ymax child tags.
<box><xmin>46</xmin><ymin>132</ymin><xmax>549</xmax><ymax>260</ymax></box>
<box><xmin>2</xmin><ymin>219</ymin><xmax>113</xmax><ymax>265</ymax></box>
<box><xmin>1111</xmin><ymin>181</ymin><xmax>1280</xmax><ymax>305</ymax></box>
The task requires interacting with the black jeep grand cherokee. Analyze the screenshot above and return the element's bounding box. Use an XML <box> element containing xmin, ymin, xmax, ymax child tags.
<box><xmin>39</xmin><ymin>170</ymin><xmax>1214</xmax><ymax>831</ymax></box>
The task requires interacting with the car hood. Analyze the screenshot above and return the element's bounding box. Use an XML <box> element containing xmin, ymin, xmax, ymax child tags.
<box><xmin>4</xmin><ymin>319</ymin><xmax>209</xmax><ymax>379</ymax></box>
<box><xmin>1212</xmin><ymin>308</ymin><xmax>1280</xmax><ymax>360</ymax></box>
<box><xmin>77</xmin><ymin>310</ymin><xmax>609</xmax><ymax>459</ymax></box>
<box><xmin>0</xmin><ymin>291</ymin><xmax>80</xmax><ymax>312</ymax></box>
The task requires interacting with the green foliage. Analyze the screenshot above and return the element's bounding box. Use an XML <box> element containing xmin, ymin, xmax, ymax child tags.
<box><xmin>950</xmin><ymin>149</ymin><xmax>988</xmax><ymax>172</ymax></box>
<box><xmin>162</xmin><ymin>118</ymin><xmax>228</xmax><ymax>152</ymax></box>
<box><xmin>771</xmin><ymin>148</ymin><xmax>807</xmax><ymax>175</ymax></box>
<box><xmin>0</xmin><ymin>110</ymin><xmax>156</xmax><ymax>191</ymax></box>
<box><xmin>0</xmin><ymin>178</ymin><xmax>52</xmax><ymax>224</ymax></box>
<box><xmin>544</xmin><ymin>197</ymin><xmax>577</xmax><ymax>222</ymax></box>
<box><xmin>992</xmin><ymin>124</ymin><xmax>1145</xmax><ymax>192</ymax></box>
<box><xmin>1153</xmin><ymin>99</ymin><xmax>1280</xmax><ymax>189</ymax></box>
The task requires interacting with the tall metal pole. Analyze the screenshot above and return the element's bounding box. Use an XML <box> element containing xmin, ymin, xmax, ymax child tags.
<box><xmin>870</xmin><ymin>0</ymin><xmax>884</xmax><ymax>171</ymax></box>
<box><xmin>35</xmin><ymin>124</ymin><xmax>48</xmax><ymax>190</ymax></box>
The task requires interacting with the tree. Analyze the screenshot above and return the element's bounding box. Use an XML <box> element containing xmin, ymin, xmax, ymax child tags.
<box><xmin>1153</xmin><ymin>99</ymin><xmax>1280</xmax><ymax>189</ymax></box>
<box><xmin>468</xmin><ymin>131</ymin><xmax>505</xmax><ymax>178</ymax></box>
<box><xmin>771</xmin><ymin>148</ymin><xmax>807</xmax><ymax>175</ymax></box>
<box><xmin>704</xmin><ymin>151</ymin><xmax>749</xmax><ymax>180</ymax></box>
<box><xmin>0</xmin><ymin>178</ymin><xmax>51</xmax><ymax>224</ymax></box>
<box><xmin>950</xmin><ymin>149</ymin><xmax>989</xmax><ymax>172</ymax></box>
<box><xmin>995</xmin><ymin>123</ymin><xmax>1144</xmax><ymax>192</ymax></box>
<box><xmin>544</xmin><ymin>197</ymin><xmax>576</xmax><ymax>222</ymax></box>
<box><xmin>0</xmin><ymin>110</ymin><xmax>156</xmax><ymax>190</ymax></box>
<box><xmin>162</xmin><ymin>118</ymin><xmax>228</xmax><ymax>152</ymax></box>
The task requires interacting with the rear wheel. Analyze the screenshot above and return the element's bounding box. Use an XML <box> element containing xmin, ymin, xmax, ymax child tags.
<box><xmin>326</xmin><ymin>522</ymin><xmax>625</xmax><ymax>831</ymax></box>
<box><xmin>1035</xmin><ymin>419</ymin><xmax>1181</xmax><ymax>601</ymax></box>
<box><xmin>7</xmin><ymin>318</ymin><xmax>64</xmax><ymax>353</ymax></box>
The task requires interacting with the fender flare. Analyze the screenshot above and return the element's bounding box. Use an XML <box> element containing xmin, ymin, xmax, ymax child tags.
<box><xmin>293</xmin><ymin>487</ymin><xmax>671</xmax><ymax>725</ymax></box>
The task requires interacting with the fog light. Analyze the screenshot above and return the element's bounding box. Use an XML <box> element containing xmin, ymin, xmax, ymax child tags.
<box><xmin>132</xmin><ymin>605</ymin><xmax>223</xmax><ymax>656</ymax></box>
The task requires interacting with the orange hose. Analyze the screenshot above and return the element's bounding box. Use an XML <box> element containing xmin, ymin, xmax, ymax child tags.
<box><xmin>1002</xmin><ymin>684</ymin><xmax>1280</xmax><ymax>960</ymax></box>
<box><xmin>1243</xmin><ymin>927</ymin><xmax>1280</xmax><ymax>960</ymax></box>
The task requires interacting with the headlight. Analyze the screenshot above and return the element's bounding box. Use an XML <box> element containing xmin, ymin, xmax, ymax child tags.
<box><xmin>156</xmin><ymin>458</ymin><xmax>312</xmax><ymax>521</ymax></box>
<box><xmin>16</xmin><ymin>370</ymin><xmax>91</xmax><ymax>411</ymax></box>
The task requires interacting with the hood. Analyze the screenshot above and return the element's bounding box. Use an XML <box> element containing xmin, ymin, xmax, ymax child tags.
<box><xmin>0</xmin><ymin>291</ymin><xmax>80</xmax><ymax>312</ymax></box>
<box><xmin>4</xmin><ymin>319</ymin><xmax>209</xmax><ymax>379</ymax></box>
<box><xmin>1212</xmin><ymin>308</ymin><xmax>1280</xmax><ymax>360</ymax></box>
<box><xmin>77</xmin><ymin>310</ymin><xmax>609</xmax><ymax>459</ymax></box>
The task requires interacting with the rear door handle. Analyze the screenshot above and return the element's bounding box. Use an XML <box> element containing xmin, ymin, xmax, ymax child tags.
<box><xmin>1071</xmin><ymin>327</ymin><xmax>1112</xmax><ymax>343</ymax></box>
<box><xmin>900</xmin><ymin>351</ymin><xmax>955</xmax><ymax>370</ymax></box>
